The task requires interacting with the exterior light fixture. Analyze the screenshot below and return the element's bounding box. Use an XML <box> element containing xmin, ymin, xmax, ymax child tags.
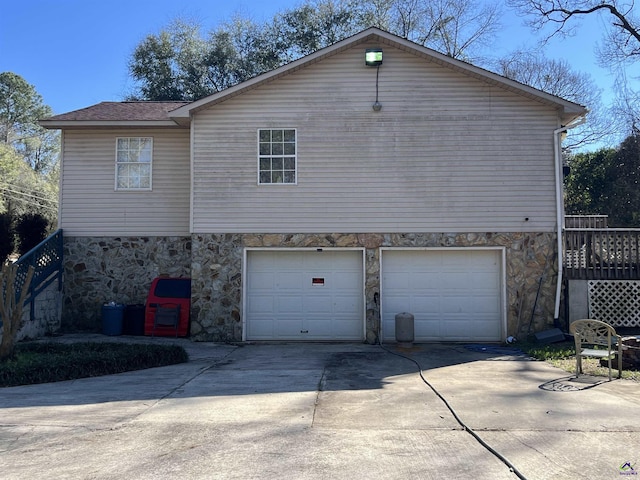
<box><xmin>365</xmin><ymin>49</ymin><xmax>383</xmax><ymax>66</ymax></box>
<box><xmin>365</xmin><ymin>49</ymin><xmax>383</xmax><ymax>111</ymax></box>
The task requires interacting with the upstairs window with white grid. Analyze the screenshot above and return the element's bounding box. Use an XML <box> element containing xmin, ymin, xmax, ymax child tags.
<box><xmin>116</xmin><ymin>137</ymin><xmax>152</xmax><ymax>190</ymax></box>
<box><xmin>258</xmin><ymin>129</ymin><xmax>296</xmax><ymax>184</ymax></box>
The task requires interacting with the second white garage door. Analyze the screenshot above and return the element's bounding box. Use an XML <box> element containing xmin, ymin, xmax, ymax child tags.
<box><xmin>381</xmin><ymin>249</ymin><xmax>504</xmax><ymax>342</ymax></box>
<box><xmin>245</xmin><ymin>250</ymin><xmax>364</xmax><ymax>340</ymax></box>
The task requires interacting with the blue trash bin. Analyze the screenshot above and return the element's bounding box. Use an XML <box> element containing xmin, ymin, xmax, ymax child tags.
<box><xmin>102</xmin><ymin>303</ymin><xmax>125</xmax><ymax>336</ymax></box>
<box><xmin>124</xmin><ymin>304</ymin><xmax>145</xmax><ymax>335</ymax></box>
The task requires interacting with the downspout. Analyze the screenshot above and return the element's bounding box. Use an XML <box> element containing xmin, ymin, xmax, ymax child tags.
<box><xmin>553</xmin><ymin>117</ymin><xmax>586</xmax><ymax>323</ymax></box>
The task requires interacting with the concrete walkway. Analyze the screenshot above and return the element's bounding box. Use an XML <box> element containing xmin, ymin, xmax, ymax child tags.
<box><xmin>0</xmin><ymin>336</ymin><xmax>639</xmax><ymax>479</ymax></box>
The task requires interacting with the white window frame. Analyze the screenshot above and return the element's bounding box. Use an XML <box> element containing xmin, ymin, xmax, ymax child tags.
<box><xmin>115</xmin><ymin>137</ymin><xmax>153</xmax><ymax>191</ymax></box>
<box><xmin>257</xmin><ymin>128</ymin><xmax>297</xmax><ymax>185</ymax></box>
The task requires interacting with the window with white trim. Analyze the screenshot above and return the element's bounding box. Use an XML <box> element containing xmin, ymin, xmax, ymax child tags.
<box><xmin>258</xmin><ymin>129</ymin><xmax>296</xmax><ymax>184</ymax></box>
<box><xmin>116</xmin><ymin>137</ymin><xmax>152</xmax><ymax>190</ymax></box>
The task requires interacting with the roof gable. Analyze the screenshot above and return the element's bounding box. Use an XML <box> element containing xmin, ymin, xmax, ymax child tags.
<box><xmin>170</xmin><ymin>27</ymin><xmax>586</xmax><ymax>125</ymax></box>
<box><xmin>40</xmin><ymin>28</ymin><xmax>587</xmax><ymax>129</ymax></box>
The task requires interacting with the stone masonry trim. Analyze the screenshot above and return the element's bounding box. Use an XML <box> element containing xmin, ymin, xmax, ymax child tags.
<box><xmin>63</xmin><ymin>232</ymin><xmax>557</xmax><ymax>342</ymax></box>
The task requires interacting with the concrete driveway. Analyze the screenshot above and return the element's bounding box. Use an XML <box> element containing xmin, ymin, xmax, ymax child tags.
<box><xmin>0</xmin><ymin>336</ymin><xmax>639</xmax><ymax>479</ymax></box>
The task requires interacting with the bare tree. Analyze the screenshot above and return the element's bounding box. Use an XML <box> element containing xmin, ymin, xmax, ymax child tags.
<box><xmin>610</xmin><ymin>69</ymin><xmax>640</xmax><ymax>132</ymax></box>
<box><xmin>496</xmin><ymin>50</ymin><xmax>611</xmax><ymax>149</ymax></box>
<box><xmin>508</xmin><ymin>0</ymin><xmax>640</xmax><ymax>61</ymax></box>
<box><xmin>352</xmin><ymin>0</ymin><xmax>502</xmax><ymax>61</ymax></box>
<box><xmin>509</xmin><ymin>1</ymin><xmax>640</xmax><ymax>140</ymax></box>
<box><xmin>419</xmin><ymin>0</ymin><xmax>502</xmax><ymax>61</ymax></box>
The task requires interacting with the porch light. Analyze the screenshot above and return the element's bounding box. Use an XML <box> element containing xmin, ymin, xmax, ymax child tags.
<box><xmin>365</xmin><ymin>49</ymin><xmax>383</xmax><ymax>66</ymax></box>
<box><xmin>366</xmin><ymin>49</ymin><xmax>383</xmax><ymax>112</ymax></box>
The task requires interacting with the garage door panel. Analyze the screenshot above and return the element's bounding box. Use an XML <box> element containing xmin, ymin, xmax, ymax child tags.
<box><xmin>469</xmin><ymin>272</ymin><xmax>500</xmax><ymax>287</ymax></box>
<box><xmin>473</xmin><ymin>296</ymin><xmax>501</xmax><ymax>314</ymax></box>
<box><xmin>303</xmin><ymin>316</ymin><xmax>361</xmax><ymax>338</ymax></box>
<box><xmin>470</xmin><ymin>254</ymin><xmax>499</xmax><ymax>268</ymax></box>
<box><xmin>304</xmin><ymin>255</ymin><xmax>329</xmax><ymax>269</ymax></box>
<box><xmin>248</xmin><ymin>272</ymin><xmax>275</xmax><ymax>289</ymax></box>
<box><xmin>276</xmin><ymin>273</ymin><xmax>304</xmax><ymax>289</ymax></box>
<box><xmin>246</xmin><ymin>250</ymin><xmax>364</xmax><ymax>340</ymax></box>
<box><xmin>330</xmin><ymin>319</ymin><xmax>364</xmax><ymax>336</ymax></box>
<box><xmin>411</xmin><ymin>296</ymin><xmax>441</xmax><ymax>314</ymax></box>
<box><xmin>333</xmin><ymin>276</ymin><xmax>361</xmax><ymax>290</ymax></box>
<box><xmin>276</xmin><ymin>318</ymin><xmax>303</xmax><ymax>337</ymax></box>
<box><xmin>247</xmin><ymin>295</ymin><xmax>274</xmax><ymax>314</ymax></box>
<box><xmin>397</xmin><ymin>273</ymin><xmax>442</xmax><ymax>289</ymax></box>
<box><xmin>304</xmin><ymin>322</ymin><xmax>328</xmax><ymax>337</ymax></box>
<box><xmin>277</xmin><ymin>296</ymin><xmax>303</xmax><ymax>313</ymax></box>
<box><xmin>442</xmin><ymin>297</ymin><xmax>470</xmax><ymax>313</ymax></box>
<box><xmin>305</xmin><ymin>295</ymin><xmax>333</xmax><ymax>313</ymax></box>
<box><xmin>414</xmin><ymin>317</ymin><xmax>441</xmax><ymax>337</ymax></box>
<box><xmin>441</xmin><ymin>319</ymin><xmax>472</xmax><ymax>334</ymax></box>
<box><xmin>384</xmin><ymin>272</ymin><xmax>410</xmax><ymax>289</ymax></box>
<box><xmin>470</xmin><ymin>318</ymin><xmax>502</xmax><ymax>337</ymax></box>
<box><xmin>382</xmin><ymin>250</ymin><xmax>503</xmax><ymax>342</ymax></box>
<box><xmin>333</xmin><ymin>295</ymin><xmax>361</xmax><ymax>313</ymax></box>
<box><xmin>384</xmin><ymin>295</ymin><xmax>412</xmax><ymax>313</ymax></box>
<box><xmin>441</xmin><ymin>320</ymin><xmax>491</xmax><ymax>340</ymax></box>
<box><xmin>248</xmin><ymin>317</ymin><xmax>277</xmax><ymax>338</ymax></box>
<box><xmin>440</xmin><ymin>272</ymin><xmax>471</xmax><ymax>289</ymax></box>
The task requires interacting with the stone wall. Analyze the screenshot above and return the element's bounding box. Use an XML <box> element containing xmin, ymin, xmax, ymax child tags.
<box><xmin>191</xmin><ymin>232</ymin><xmax>558</xmax><ymax>342</ymax></box>
<box><xmin>62</xmin><ymin>232</ymin><xmax>557</xmax><ymax>340</ymax></box>
<box><xmin>63</xmin><ymin>236</ymin><xmax>191</xmax><ymax>331</ymax></box>
<box><xmin>0</xmin><ymin>278</ymin><xmax>63</xmax><ymax>343</ymax></box>
<box><xmin>618</xmin><ymin>336</ymin><xmax>640</xmax><ymax>370</ymax></box>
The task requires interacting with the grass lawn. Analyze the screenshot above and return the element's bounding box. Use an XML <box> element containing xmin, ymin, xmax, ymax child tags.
<box><xmin>0</xmin><ymin>342</ymin><xmax>189</xmax><ymax>387</ymax></box>
<box><xmin>519</xmin><ymin>341</ymin><xmax>640</xmax><ymax>382</ymax></box>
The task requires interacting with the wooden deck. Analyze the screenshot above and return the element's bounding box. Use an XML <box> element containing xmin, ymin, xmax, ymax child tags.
<box><xmin>564</xmin><ymin>228</ymin><xmax>640</xmax><ymax>280</ymax></box>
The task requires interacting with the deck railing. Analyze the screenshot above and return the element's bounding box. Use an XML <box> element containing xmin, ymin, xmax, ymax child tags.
<box><xmin>564</xmin><ymin>228</ymin><xmax>640</xmax><ymax>280</ymax></box>
<box><xmin>565</xmin><ymin>215</ymin><xmax>608</xmax><ymax>229</ymax></box>
<box><xmin>13</xmin><ymin>229</ymin><xmax>64</xmax><ymax>319</ymax></box>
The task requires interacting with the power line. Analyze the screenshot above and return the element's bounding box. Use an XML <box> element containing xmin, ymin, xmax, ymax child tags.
<box><xmin>0</xmin><ymin>183</ymin><xmax>57</xmax><ymax>205</ymax></box>
<box><xmin>0</xmin><ymin>186</ymin><xmax>57</xmax><ymax>205</ymax></box>
<box><xmin>0</xmin><ymin>185</ymin><xmax>58</xmax><ymax>213</ymax></box>
<box><xmin>1</xmin><ymin>193</ymin><xmax>58</xmax><ymax>212</ymax></box>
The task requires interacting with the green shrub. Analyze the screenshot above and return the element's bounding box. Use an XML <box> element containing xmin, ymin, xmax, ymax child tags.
<box><xmin>15</xmin><ymin>212</ymin><xmax>48</xmax><ymax>255</ymax></box>
<box><xmin>0</xmin><ymin>342</ymin><xmax>189</xmax><ymax>387</ymax></box>
<box><xmin>0</xmin><ymin>212</ymin><xmax>14</xmax><ymax>262</ymax></box>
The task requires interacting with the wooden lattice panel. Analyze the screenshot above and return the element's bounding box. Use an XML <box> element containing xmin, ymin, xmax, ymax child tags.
<box><xmin>588</xmin><ymin>280</ymin><xmax>640</xmax><ymax>327</ymax></box>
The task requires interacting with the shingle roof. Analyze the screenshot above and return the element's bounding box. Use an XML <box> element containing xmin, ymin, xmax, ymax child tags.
<box><xmin>44</xmin><ymin>101</ymin><xmax>189</xmax><ymax>122</ymax></box>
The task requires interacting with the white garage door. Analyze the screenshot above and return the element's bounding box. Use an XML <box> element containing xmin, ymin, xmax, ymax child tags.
<box><xmin>381</xmin><ymin>249</ymin><xmax>503</xmax><ymax>342</ymax></box>
<box><xmin>245</xmin><ymin>250</ymin><xmax>364</xmax><ymax>340</ymax></box>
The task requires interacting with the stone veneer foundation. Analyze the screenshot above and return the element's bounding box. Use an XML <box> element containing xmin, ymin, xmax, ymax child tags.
<box><xmin>63</xmin><ymin>232</ymin><xmax>558</xmax><ymax>341</ymax></box>
<box><xmin>63</xmin><ymin>236</ymin><xmax>191</xmax><ymax>331</ymax></box>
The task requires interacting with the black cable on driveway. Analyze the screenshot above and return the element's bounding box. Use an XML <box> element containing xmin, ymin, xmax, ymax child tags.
<box><xmin>379</xmin><ymin>343</ymin><xmax>529</xmax><ymax>480</ymax></box>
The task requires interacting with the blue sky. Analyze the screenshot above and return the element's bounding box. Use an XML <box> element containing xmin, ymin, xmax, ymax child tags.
<box><xmin>0</xmin><ymin>0</ymin><xmax>622</xmax><ymax>116</ymax></box>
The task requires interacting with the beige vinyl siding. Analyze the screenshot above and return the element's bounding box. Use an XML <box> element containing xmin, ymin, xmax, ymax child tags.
<box><xmin>60</xmin><ymin>129</ymin><xmax>190</xmax><ymax>236</ymax></box>
<box><xmin>192</xmin><ymin>42</ymin><xmax>561</xmax><ymax>234</ymax></box>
